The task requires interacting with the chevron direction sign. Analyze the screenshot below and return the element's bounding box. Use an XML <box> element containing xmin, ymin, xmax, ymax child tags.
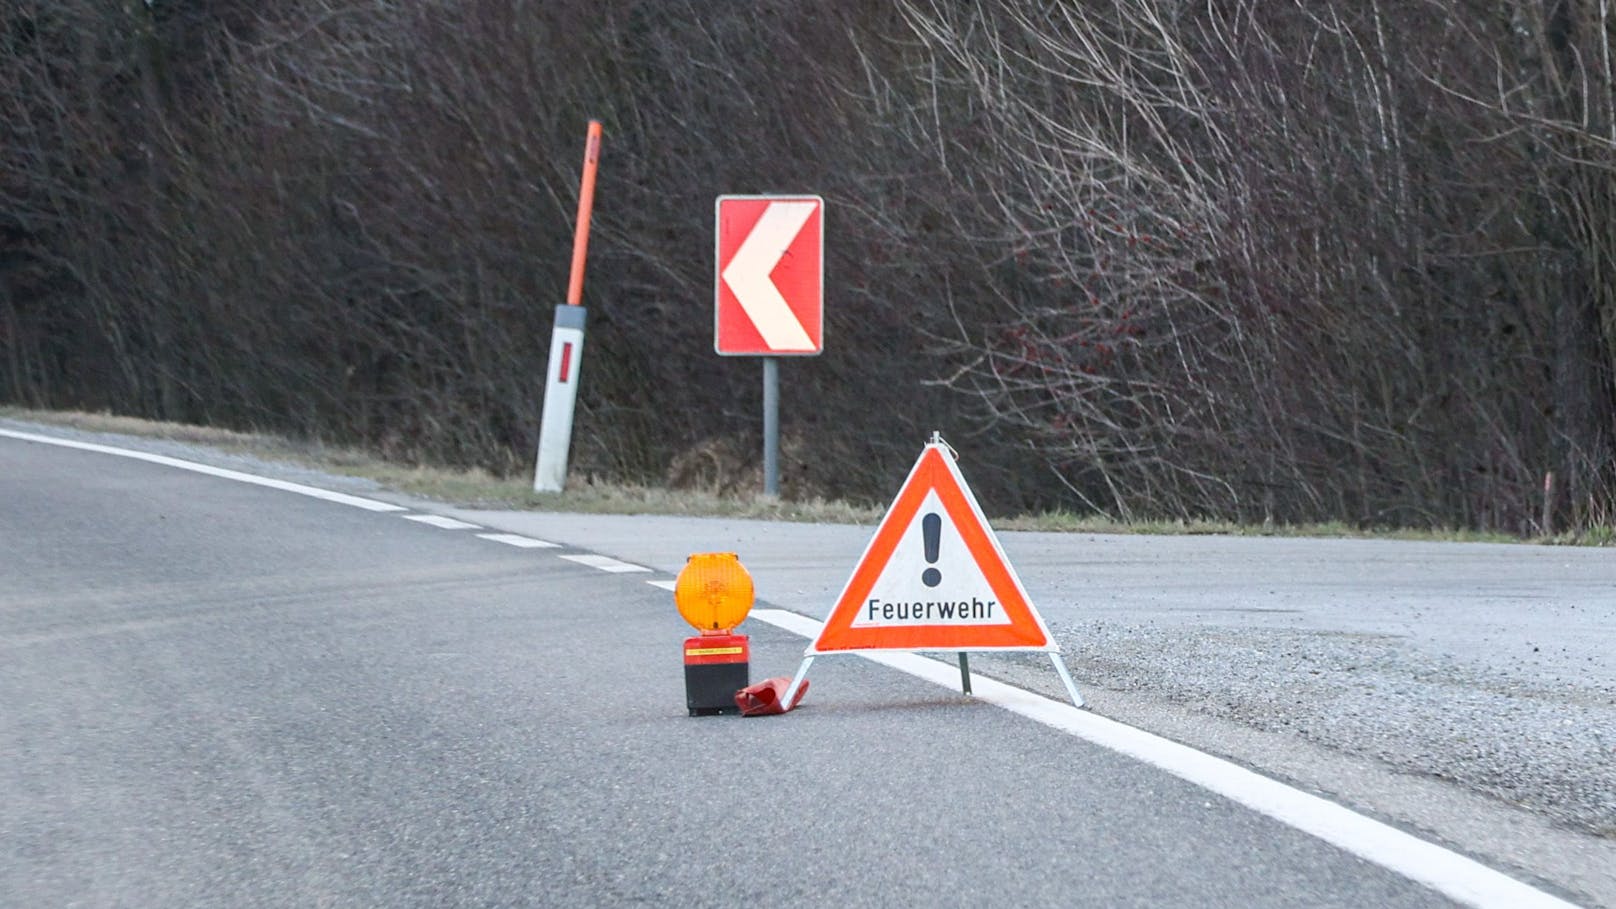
<box><xmin>714</xmin><ymin>195</ymin><xmax>824</xmax><ymax>356</ymax></box>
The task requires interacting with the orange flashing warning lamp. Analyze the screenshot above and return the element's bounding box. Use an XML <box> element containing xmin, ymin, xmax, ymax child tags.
<box><xmin>676</xmin><ymin>553</ymin><xmax>754</xmax><ymax>716</ymax></box>
<box><xmin>674</xmin><ymin>552</ymin><xmax>755</xmax><ymax>634</ymax></box>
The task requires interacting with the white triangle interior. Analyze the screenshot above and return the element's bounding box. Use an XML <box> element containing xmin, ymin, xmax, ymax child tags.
<box><xmin>853</xmin><ymin>489</ymin><xmax>1013</xmax><ymax>627</ymax></box>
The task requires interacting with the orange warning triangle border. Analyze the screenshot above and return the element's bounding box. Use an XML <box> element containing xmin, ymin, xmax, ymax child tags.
<box><xmin>809</xmin><ymin>442</ymin><xmax>1057</xmax><ymax>654</ymax></box>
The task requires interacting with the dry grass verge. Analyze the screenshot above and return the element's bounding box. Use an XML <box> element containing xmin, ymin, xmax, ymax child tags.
<box><xmin>4</xmin><ymin>407</ymin><xmax>1606</xmax><ymax>543</ymax></box>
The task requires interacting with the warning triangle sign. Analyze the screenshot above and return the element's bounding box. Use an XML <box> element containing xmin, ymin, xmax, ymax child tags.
<box><xmin>809</xmin><ymin>441</ymin><xmax>1057</xmax><ymax>654</ymax></box>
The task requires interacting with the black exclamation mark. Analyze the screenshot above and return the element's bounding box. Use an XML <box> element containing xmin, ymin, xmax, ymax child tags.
<box><xmin>921</xmin><ymin>513</ymin><xmax>942</xmax><ymax>587</ymax></box>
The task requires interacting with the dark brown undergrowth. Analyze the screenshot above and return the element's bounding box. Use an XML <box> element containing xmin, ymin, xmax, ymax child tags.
<box><xmin>3</xmin><ymin>0</ymin><xmax>1612</xmax><ymax>531</ymax></box>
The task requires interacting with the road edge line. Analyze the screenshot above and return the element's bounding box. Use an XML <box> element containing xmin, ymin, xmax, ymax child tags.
<box><xmin>0</xmin><ymin>427</ymin><xmax>405</xmax><ymax>512</ymax></box>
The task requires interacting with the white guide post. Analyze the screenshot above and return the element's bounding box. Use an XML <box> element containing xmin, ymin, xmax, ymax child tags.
<box><xmin>533</xmin><ymin>304</ymin><xmax>587</xmax><ymax>492</ymax></box>
<box><xmin>532</xmin><ymin>119</ymin><xmax>601</xmax><ymax>494</ymax></box>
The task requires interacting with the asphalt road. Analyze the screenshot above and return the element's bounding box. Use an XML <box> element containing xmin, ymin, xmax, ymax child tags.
<box><xmin>0</xmin><ymin>425</ymin><xmax>1605</xmax><ymax>907</ymax></box>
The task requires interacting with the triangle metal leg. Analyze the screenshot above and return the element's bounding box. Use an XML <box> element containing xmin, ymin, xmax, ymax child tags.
<box><xmin>1050</xmin><ymin>652</ymin><xmax>1085</xmax><ymax>708</ymax></box>
<box><xmin>781</xmin><ymin>656</ymin><xmax>814</xmax><ymax>710</ymax></box>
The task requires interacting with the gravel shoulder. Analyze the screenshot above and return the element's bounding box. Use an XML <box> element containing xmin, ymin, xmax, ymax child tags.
<box><xmin>1057</xmin><ymin>621</ymin><xmax>1614</xmax><ymax>836</ymax></box>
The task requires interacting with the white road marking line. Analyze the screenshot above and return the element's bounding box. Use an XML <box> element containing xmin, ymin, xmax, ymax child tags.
<box><xmin>646</xmin><ymin>579</ymin><xmax>678</xmax><ymax>591</ymax></box>
<box><xmin>747</xmin><ymin>608</ymin><xmax>1581</xmax><ymax>909</ymax></box>
<box><xmin>402</xmin><ymin>514</ymin><xmax>482</xmax><ymax>530</ymax></box>
<box><xmin>559</xmin><ymin>554</ymin><xmax>652</xmax><ymax>573</ymax></box>
<box><xmin>0</xmin><ymin>428</ymin><xmax>406</xmax><ymax>512</ymax></box>
<box><xmin>476</xmin><ymin>533</ymin><xmax>560</xmax><ymax>549</ymax></box>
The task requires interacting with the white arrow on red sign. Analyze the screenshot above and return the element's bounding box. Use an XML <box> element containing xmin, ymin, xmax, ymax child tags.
<box><xmin>714</xmin><ymin>195</ymin><xmax>824</xmax><ymax>356</ymax></box>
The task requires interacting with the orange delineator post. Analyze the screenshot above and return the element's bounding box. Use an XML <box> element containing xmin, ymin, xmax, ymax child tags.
<box><xmin>534</xmin><ymin>119</ymin><xmax>603</xmax><ymax>493</ymax></box>
<box><xmin>566</xmin><ymin>120</ymin><xmax>602</xmax><ymax>307</ymax></box>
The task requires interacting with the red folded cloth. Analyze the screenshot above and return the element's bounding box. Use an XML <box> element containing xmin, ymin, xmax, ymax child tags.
<box><xmin>734</xmin><ymin>677</ymin><xmax>809</xmax><ymax>716</ymax></box>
